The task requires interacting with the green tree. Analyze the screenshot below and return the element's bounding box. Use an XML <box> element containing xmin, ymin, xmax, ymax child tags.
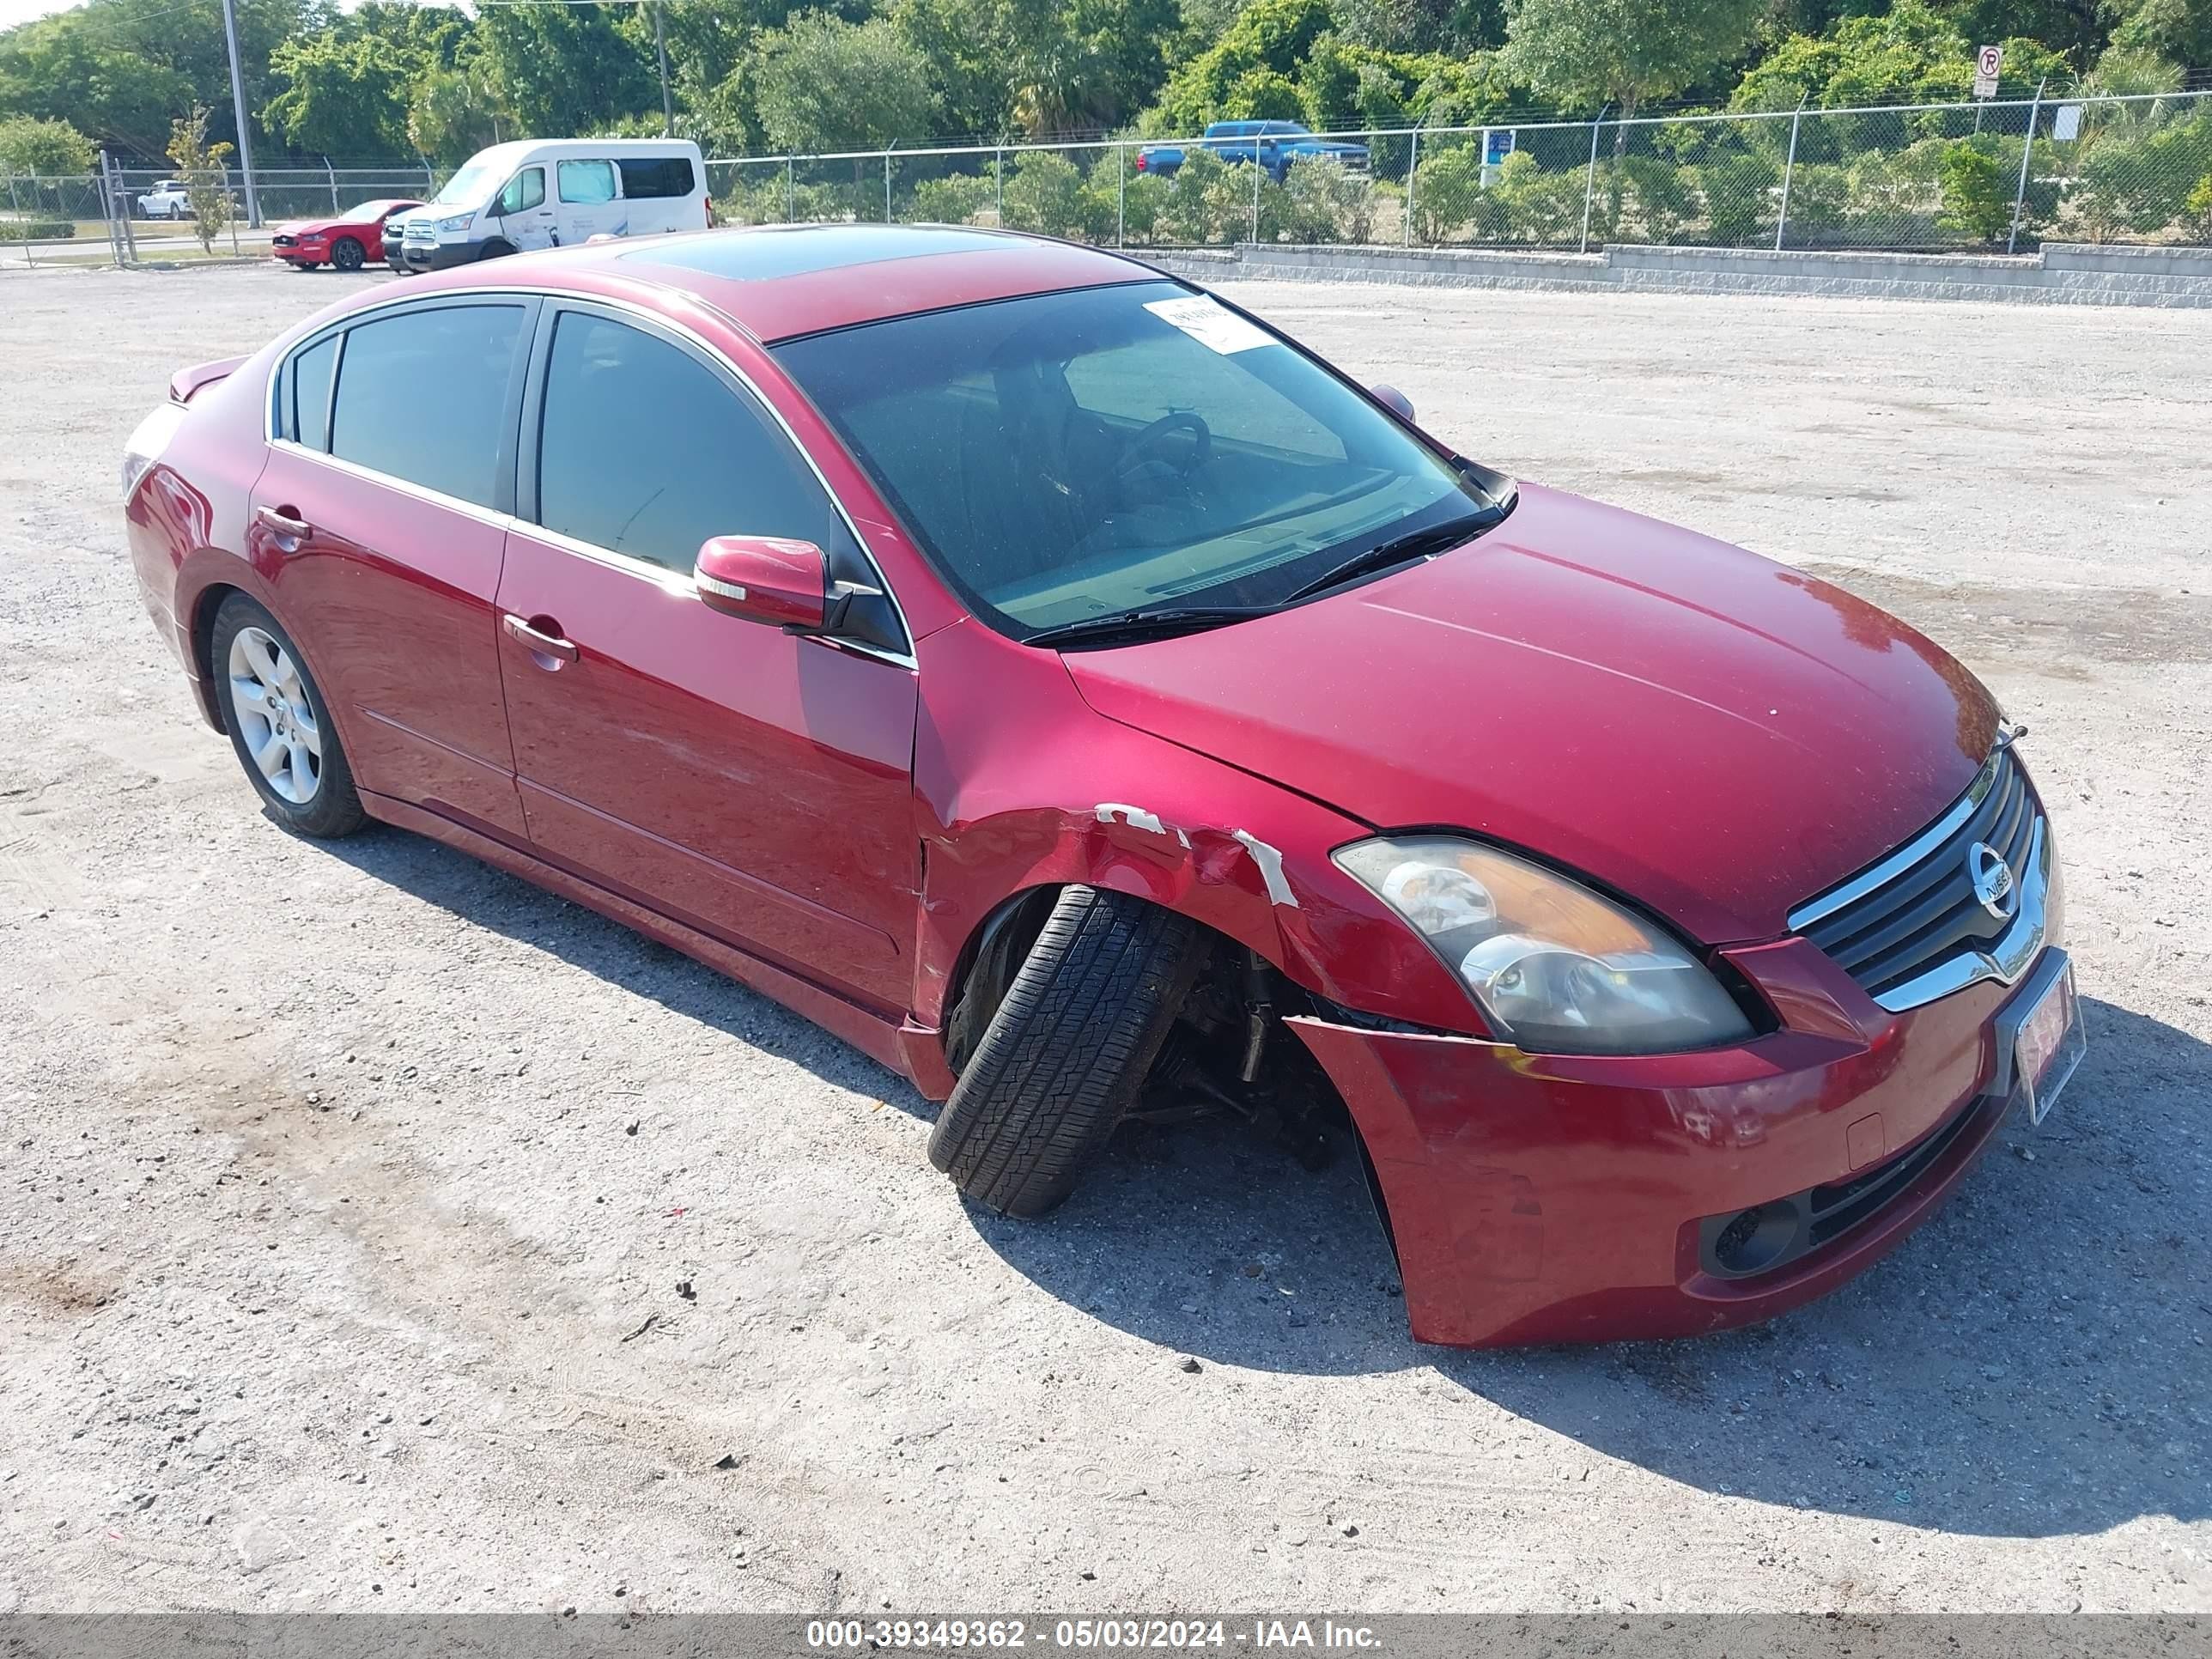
<box><xmin>477</xmin><ymin>2</ymin><xmax>655</xmax><ymax>139</ymax></box>
<box><xmin>0</xmin><ymin>113</ymin><xmax>94</xmax><ymax>173</ymax></box>
<box><xmin>751</xmin><ymin>15</ymin><xmax>939</xmax><ymax>152</ymax></box>
<box><xmin>408</xmin><ymin>64</ymin><xmax>505</xmax><ymax>166</ymax></box>
<box><xmin>167</xmin><ymin>102</ymin><xmax>234</xmax><ymax>252</ymax></box>
<box><xmin>1734</xmin><ymin>2</ymin><xmax>2073</xmax><ymax>110</ymax></box>
<box><xmin>1502</xmin><ymin>0</ymin><xmax>1765</xmax><ymax>124</ymax></box>
<box><xmin>264</xmin><ymin>31</ymin><xmax>411</xmax><ymax>161</ymax></box>
<box><xmin>2105</xmin><ymin>0</ymin><xmax>2212</xmax><ymax>71</ymax></box>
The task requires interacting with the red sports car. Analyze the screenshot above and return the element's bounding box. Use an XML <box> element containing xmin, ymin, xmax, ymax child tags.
<box><xmin>120</xmin><ymin>225</ymin><xmax>2083</xmax><ymax>1348</ymax></box>
<box><xmin>268</xmin><ymin>198</ymin><xmax>422</xmax><ymax>272</ymax></box>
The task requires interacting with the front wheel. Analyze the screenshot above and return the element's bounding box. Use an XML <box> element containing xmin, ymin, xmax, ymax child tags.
<box><xmin>477</xmin><ymin>239</ymin><xmax>515</xmax><ymax>261</ymax></box>
<box><xmin>927</xmin><ymin>885</ymin><xmax>1204</xmax><ymax>1216</ymax></box>
<box><xmin>211</xmin><ymin>593</ymin><xmax>367</xmax><ymax>839</ymax></box>
<box><xmin>331</xmin><ymin>236</ymin><xmax>364</xmax><ymax>272</ymax></box>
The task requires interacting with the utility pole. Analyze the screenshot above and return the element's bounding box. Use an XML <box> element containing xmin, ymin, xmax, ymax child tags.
<box><xmin>653</xmin><ymin>2</ymin><xmax>675</xmax><ymax>138</ymax></box>
<box><xmin>219</xmin><ymin>0</ymin><xmax>260</xmax><ymax>227</ymax></box>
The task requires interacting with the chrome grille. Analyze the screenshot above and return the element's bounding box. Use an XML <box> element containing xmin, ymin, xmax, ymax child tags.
<box><xmin>1790</xmin><ymin>744</ymin><xmax>2050</xmax><ymax>1012</ymax></box>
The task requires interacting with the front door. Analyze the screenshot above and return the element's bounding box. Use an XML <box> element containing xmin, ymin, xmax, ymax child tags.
<box><xmin>493</xmin><ymin>302</ymin><xmax>921</xmax><ymax>1013</ymax></box>
<box><xmin>253</xmin><ymin>295</ymin><xmax>536</xmax><ymax>839</ymax></box>
<box><xmin>493</xmin><ymin>166</ymin><xmax>555</xmax><ymax>251</ymax></box>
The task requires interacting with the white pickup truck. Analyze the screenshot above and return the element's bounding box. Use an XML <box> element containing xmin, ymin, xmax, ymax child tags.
<box><xmin>135</xmin><ymin>179</ymin><xmax>191</xmax><ymax>220</ymax></box>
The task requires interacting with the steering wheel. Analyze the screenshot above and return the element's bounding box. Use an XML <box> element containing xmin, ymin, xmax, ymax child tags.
<box><xmin>1115</xmin><ymin>411</ymin><xmax>1212</xmax><ymax>480</ymax></box>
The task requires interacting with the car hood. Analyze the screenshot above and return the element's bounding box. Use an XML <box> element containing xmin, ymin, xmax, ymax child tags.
<box><xmin>1063</xmin><ymin>483</ymin><xmax>1996</xmax><ymax>945</ymax></box>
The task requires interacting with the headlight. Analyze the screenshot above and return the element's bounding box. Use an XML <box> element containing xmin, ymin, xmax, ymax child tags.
<box><xmin>1334</xmin><ymin>836</ymin><xmax>1754</xmax><ymax>1054</ymax></box>
<box><xmin>434</xmin><ymin>214</ymin><xmax>472</xmax><ymax>234</ymax></box>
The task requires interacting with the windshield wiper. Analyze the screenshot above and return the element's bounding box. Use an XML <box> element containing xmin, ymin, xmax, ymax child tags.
<box><xmin>1279</xmin><ymin>507</ymin><xmax>1507</xmax><ymax>605</ymax></box>
<box><xmin>1022</xmin><ymin>604</ymin><xmax>1277</xmax><ymax>649</ymax></box>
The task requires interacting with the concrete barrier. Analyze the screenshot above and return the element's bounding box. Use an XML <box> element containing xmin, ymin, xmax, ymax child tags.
<box><xmin>1137</xmin><ymin>240</ymin><xmax>2212</xmax><ymax>307</ymax></box>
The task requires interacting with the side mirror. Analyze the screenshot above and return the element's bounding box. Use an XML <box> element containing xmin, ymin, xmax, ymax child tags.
<box><xmin>1370</xmin><ymin>383</ymin><xmax>1415</xmax><ymax>423</ymax></box>
<box><xmin>694</xmin><ymin>535</ymin><xmax>829</xmax><ymax>631</ymax></box>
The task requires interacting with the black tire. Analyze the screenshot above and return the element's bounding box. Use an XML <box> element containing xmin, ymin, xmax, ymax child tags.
<box><xmin>477</xmin><ymin>239</ymin><xmax>515</xmax><ymax>261</ymax></box>
<box><xmin>927</xmin><ymin>885</ymin><xmax>1204</xmax><ymax>1217</ymax></box>
<box><xmin>210</xmin><ymin>592</ymin><xmax>368</xmax><ymax>839</ymax></box>
<box><xmin>331</xmin><ymin>235</ymin><xmax>364</xmax><ymax>271</ymax></box>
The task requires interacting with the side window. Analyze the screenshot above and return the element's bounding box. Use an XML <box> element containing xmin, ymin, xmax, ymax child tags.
<box><xmin>498</xmin><ymin>167</ymin><xmax>544</xmax><ymax>216</ymax></box>
<box><xmin>535</xmin><ymin>311</ymin><xmax>849</xmax><ymax>574</ymax></box>
<box><xmin>290</xmin><ymin>333</ymin><xmax>337</xmax><ymax>452</ymax></box>
<box><xmin>330</xmin><ymin>304</ymin><xmax>526</xmax><ymax>507</ymax></box>
<box><xmin>557</xmin><ymin>160</ymin><xmax>617</xmax><ymax>205</ymax></box>
<box><xmin>617</xmin><ymin>157</ymin><xmax>696</xmax><ymax>199</ymax></box>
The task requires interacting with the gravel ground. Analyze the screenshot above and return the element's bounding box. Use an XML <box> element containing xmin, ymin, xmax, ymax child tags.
<box><xmin>0</xmin><ymin>264</ymin><xmax>2207</xmax><ymax>1616</ymax></box>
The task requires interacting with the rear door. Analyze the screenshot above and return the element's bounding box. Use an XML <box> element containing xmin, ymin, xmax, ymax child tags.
<box><xmin>492</xmin><ymin>301</ymin><xmax>921</xmax><ymax>1012</ymax></box>
<box><xmin>252</xmin><ymin>295</ymin><xmax>538</xmax><ymax>838</ymax></box>
<box><xmin>614</xmin><ymin>154</ymin><xmax>703</xmax><ymax>234</ymax></box>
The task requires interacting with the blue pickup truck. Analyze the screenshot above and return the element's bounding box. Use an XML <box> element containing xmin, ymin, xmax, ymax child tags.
<box><xmin>1136</xmin><ymin>121</ymin><xmax>1371</xmax><ymax>183</ymax></box>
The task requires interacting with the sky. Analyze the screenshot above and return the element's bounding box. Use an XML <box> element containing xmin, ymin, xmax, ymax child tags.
<box><xmin>0</xmin><ymin>0</ymin><xmax>72</xmax><ymax>25</ymax></box>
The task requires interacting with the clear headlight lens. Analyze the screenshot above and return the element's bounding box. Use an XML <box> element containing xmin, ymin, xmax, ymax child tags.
<box><xmin>434</xmin><ymin>214</ymin><xmax>472</xmax><ymax>234</ymax></box>
<box><xmin>1334</xmin><ymin>836</ymin><xmax>1755</xmax><ymax>1055</ymax></box>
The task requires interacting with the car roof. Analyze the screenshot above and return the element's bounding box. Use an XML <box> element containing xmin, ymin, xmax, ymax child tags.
<box><xmin>459</xmin><ymin>222</ymin><xmax>1166</xmax><ymax>344</ymax></box>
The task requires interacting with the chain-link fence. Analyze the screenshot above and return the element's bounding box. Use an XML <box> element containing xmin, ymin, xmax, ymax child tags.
<box><xmin>2</xmin><ymin>164</ymin><xmax>444</xmax><ymax>268</ymax></box>
<box><xmin>13</xmin><ymin>93</ymin><xmax>2211</xmax><ymax>270</ymax></box>
<box><xmin>696</xmin><ymin>89</ymin><xmax>2211</xmax><ymax>257</ymax></box>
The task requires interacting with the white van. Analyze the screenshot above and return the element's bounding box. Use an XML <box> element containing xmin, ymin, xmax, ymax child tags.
<box><xmin>397</xmin><ymin>137</ymin><xmax>708</xmax><ymax>272</ymax></box>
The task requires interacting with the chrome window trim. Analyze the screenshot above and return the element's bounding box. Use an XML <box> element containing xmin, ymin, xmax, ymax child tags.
<box><xmin>1786</xmin><ymin>748</ymin><xmax>2006</xmax><ymax>933</ymax></box>
<box><xmin>266</xmin><ymin>437</ymin><xmax>517</xmax><ymax>530</ymax></box>
<box><xmin>1869</xmin><ymin>817</ymin><xmax>2051</xmax><ymax>1013</ymax></box>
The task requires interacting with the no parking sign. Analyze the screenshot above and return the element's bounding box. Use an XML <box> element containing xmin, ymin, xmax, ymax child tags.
<box><xmin>1973</xmin><ymin>44</ymin><xmax>2002</xmax><ymax>98</ymax></box>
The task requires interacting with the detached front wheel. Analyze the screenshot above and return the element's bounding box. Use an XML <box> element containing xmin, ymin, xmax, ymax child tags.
<box><xmin>928</xmin><ymin>885</ymin><xmax>1204</xmax><ymax>1217</ymax></box>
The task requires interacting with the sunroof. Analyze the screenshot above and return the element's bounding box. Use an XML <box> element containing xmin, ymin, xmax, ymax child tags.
<box><xmin>624</xmin><ymin>223</ymin><xmax>1015</xmax><ymax>283</ymax></box>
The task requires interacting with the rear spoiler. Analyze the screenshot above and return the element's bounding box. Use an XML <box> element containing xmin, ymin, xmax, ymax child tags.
<box><xmin>169</xmin><ymin>354</ymin><xmax>247</xmax><ymax>405</ymax></box>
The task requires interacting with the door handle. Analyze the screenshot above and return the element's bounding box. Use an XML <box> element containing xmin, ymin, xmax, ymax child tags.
<box><xmin>255</xmin><ymin>504</ymin><xmax>312</xmax><ymax>550</ymax></box>
<box><xmin>502</xmin><ymin>612</ymin><xmax>580</xmax><ymax>666</ymax></box>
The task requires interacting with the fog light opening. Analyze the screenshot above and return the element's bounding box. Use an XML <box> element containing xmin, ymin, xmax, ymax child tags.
<box><xmin>1711</xmin><ymin>1203</ymin><xmax>1801</xmax><ymax>1276</ymax></box>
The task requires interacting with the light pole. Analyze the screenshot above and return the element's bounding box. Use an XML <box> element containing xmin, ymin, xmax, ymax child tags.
<box><xmin>653</xmin><ymin>2</ymin><xmax>674</xmax><ymax>138</ymax></box>
<box><xmin>219</xmin><ymin>0</ymin><xmax>260</xmax><ymax>228</ymax></box>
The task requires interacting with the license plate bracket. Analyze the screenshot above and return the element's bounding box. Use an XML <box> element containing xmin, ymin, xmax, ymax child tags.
<box><xmin>1996</xmin><ymin>951</ymin><xmax>2086</xmax><ymax>1126</ymax></box>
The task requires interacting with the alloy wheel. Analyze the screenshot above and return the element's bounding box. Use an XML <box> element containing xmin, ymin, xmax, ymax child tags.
<box><xmin>227</xmin><ymin>625</ymin><xmax>322</xmax><ymax>805</ymax></box>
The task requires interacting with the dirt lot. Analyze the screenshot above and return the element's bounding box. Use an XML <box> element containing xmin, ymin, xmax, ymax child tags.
<box><xmin>0</xmin><ymin>263</ymin><xmax>2207</xmax><ymax>1616</ymax></box>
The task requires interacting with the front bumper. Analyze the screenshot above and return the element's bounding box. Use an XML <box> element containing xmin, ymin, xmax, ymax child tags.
<box><xmin>401</xmin><ymin>240</ymin><xmax>477</xmax><ymax>272</ymax></box>
<box><xmin>271</xmin><ymin>244</ymin><xmax>325</xmax><ymax>266</ymax></box>
<box><xmin>1289</xmin><ymin>915</ymin><xmax>2068</xmax><ymax>1348</ymax></box>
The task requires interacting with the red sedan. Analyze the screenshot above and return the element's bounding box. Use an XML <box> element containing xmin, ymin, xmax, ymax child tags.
<box><xmin>268</xmin><ymin>198</ymin><xmax>422</xmax><ymax>272</ymax></box>
<box><xmin>120</xmin><ymin>225</ymin><xmax>2083</xmax><ymax>1348</ymax></box>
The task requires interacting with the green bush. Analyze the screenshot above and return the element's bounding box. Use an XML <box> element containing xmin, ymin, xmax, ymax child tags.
<box><xmin>2064</xmin><ymin>113</ymin><xmax>2212</xmax><ymax>241</ymax></box>
<box><xmin>2188</xmin><ymin>173</ymin><xmax>2212</xmax><ymax>243</ymax></box>
<box><xmin>1279</xmin><ymin>155</ymin><xmax>1376</xmax><ymax>242</ymax></box>
<box><xmin>1492</xmin><ymin>150</ymin><xmax>1585</xmax><ymax>246</ymax></box>
<box><xmin>1001</xmin><ymin>151</ymin><xmax>1110</xmax><ymax>242</ymax></box>
<box><xmin>1697</xmin><ymin>150</ymin><xmax>1778</xmax><ymax>244</ymax></box>
<box><xmin>0</xmin><ymin>215</ymin><xmax>74</xmax><ymax>241</ymax></box>
<box><xmin>1119</xmin><ymin>170</ymin><xmax>1172</xmax><ymax>242</ymax></box>
<box><xmin>1936</xmin><ymin>140</ymin><xmax>2012</xmax><ymax>241</ymax></box>
<box><xmin>1408</xmin><ymin>144</ymin><xmax>1480</xmax><ymax>241</ymax></box>
<box><xmin>912</xmin><ymin>172</ymin><xmax>995</xmax><ymax>225</ymax></box>
<box><xmin>1619</xmin><ymin>155</ymin><xmax>1698</xmax><ymax>242</ymax></box>
<box><xmin>1778</xmin><ymin>161</ymin><xmax>1849</xmax><ymax>235</ymax></box>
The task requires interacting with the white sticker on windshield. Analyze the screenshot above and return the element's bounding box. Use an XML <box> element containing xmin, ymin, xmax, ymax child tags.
<box><xmin>1144</xmin><ymin>295</ymin><xmax>1275</xmax><ymax>356</ymax></box>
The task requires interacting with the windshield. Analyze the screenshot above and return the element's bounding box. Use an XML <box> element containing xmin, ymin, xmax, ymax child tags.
<box><xmin>428</xmin><ymin>160</ymin><xmax>499</xmax><ymax>210</ymax></box>
<box><xmin>773</xmin><ymin>280</ymin><xmax>1495</xmax><ymax>637</ymax></box>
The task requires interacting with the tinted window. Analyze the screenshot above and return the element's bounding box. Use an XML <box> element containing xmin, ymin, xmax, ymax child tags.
<box><xmin>557</xmin><ymin>160</ymin><xmax>616</xmax><ymax>204</ymax></box>
<box><xmin>536</xmin><ymin>311</ymin><xmax>849</xmax><ymax>573</ymax></box>
<box><xmin>617</xmin><ymin>156</ymin><xmax>695</xmax><ymax>199</ymax></box>
<box><xmin>498</xmin><ymin>167</ymin><xmax>544</xmax><ymax>215</ymax></box>
<box><xmin>331</xmin><ymin>304</ymin><xmax>525</xmax><ymax>507</ymax></box>
<box><xmin>291</xmin><ymin>334</ymin><xmax>337</xmax><ymax>451</ymax></box>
